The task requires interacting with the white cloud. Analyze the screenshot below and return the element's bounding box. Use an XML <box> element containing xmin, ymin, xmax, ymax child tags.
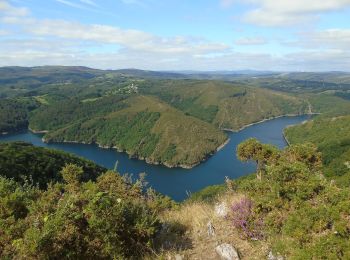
<box><xmin>55</xmin><ymin>0</ymin><xmax>85</xmax><ymax>9</ymax></box>
<box><xmin>79</xmin><ymin>0</ymin><xmax>97</xmax><ymax>7</ymax></box>
<box><xmin>229</xmin><ymin>0</ymin><xmax>350</xmax><ymax>26</ymax></box>
<box><xmin>235</xmin><ymin>36</ymin><xmax>267</xmax><ymax>45</ymax></box>
<box><xmin>0</xmin><ymin>0</ymin><xmax>28</xmax><ymax>16</ymax></box>
<box><xmin>0</xmin><ymin>29</ymin><xmax>10</xmax><ymax>36</ymax></box>
<box><xmin>297</xmin><ymin>29</ymin><xmax>350</xmax><ymax>49</ymax></box>
<box><xmin>121</xmin><ymin>0</ymin><xmax>142</xmax><ymax>5</ymax></box>
<box><xmin>1</xmin><ymin>1</ymin><xmax>350</xmax><ymax>71</ymax></box>
<box><xmin>0</xmin><ymin>1</ymin><xmax>230</xmax><ymax>56</ymax></box>
<box><xmin>15</xmin><ymin>19</ymin><xmax>229</xmax><ymax>55</ymax></box>
<box><xmin>220</xmin><ymin>0</ymin><xmax>235</xmax><ymax>8</ymax></box>
<box><xmin>0</xmin><ymin>36</ymin><xmax>349</xmax><ymax>71</ymax></box>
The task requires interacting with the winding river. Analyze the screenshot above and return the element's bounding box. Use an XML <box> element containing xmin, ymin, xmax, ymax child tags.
<box><xmin>0</xmin><ymin>115</ymin><xmax>310</xmax><ymax>201</ymax></box>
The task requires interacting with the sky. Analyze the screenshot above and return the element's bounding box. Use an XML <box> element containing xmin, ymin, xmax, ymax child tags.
<box><xmin>0</xmin><ymin>0</ymin><xmax>350</xmax><ymax>71</ymax></box>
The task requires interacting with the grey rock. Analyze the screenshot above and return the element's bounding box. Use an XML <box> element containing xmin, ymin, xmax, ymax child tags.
<box><xmin>267</xmin><ymin>251</ymin><xmax>284</xmax><ymax>260</ymax></box>
<box><xmin>215</xmin><ymin>202</ymin><xmax>228</xmax><ymax>217</ymax></box>
<box><xmin>215</xmin><ymin>243</ymin><xmax>240</xmax><ymax>260</ymax></box>
<box><xmin>207</xmin><ymin>221</ymin><xmax>215</xmax><ymax>236</ymax></box>
<box><xmin>175</xmin><ymin>254</ymin><xmax>184</xmax><ymax>260</ymax></box>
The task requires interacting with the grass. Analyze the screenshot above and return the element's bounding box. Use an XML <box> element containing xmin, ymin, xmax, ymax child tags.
<box><xmin>34</xmin><ymin>95</ymin><xmax>50</xmax><ymax>105</ymax></box>
<box><xmin>156</xmin><ymin>191</ymin><xmax>268</xmax><ymax>259</ymax></box>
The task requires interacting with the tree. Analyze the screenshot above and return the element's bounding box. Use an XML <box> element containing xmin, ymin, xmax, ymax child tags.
<box><xmin>237</xmin><ymin>138</ymin><xmax>279</xmax><ymax>180</ymax></box>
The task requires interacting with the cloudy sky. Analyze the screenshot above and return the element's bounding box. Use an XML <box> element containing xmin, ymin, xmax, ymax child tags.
<box><xmin>0</xmin><ymin>0</ymin><xmax>350</xmax><ymax>71</ymax></box>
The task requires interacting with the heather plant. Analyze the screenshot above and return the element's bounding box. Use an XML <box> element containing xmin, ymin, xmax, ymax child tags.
<box><xmin>231</xmin><ymin>197</ymin><xmax>264</xmax><ymax>240</ymax></box>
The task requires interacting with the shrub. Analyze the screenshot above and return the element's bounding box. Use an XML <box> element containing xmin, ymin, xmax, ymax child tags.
<box><xmin>231</xmin><ymin>197</ymin><xmax>264</xmax><ymax>240</ymax></box>
<box><xmin>1</xmin><ymin>165</ymin><xmax>162</xmax><ymax>259</ymax></box>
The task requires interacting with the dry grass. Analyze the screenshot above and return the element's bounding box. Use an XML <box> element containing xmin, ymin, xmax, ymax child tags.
<box><xmin>153</xmin><ymin>192</ymin><xmax>269</xmax><ymax>260</ymax></box>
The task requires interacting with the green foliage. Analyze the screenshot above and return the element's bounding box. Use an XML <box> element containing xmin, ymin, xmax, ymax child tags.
<box><xmin>61</xmin><ymin>164</ymin><xmax>84</xmax><ymax>185</ymax></box>
<box><xmin>29</xmin><ymin>95</ymin><xmax>128</xmax><ymax>131</ymax></box>
<box><xmin>45</xmin><ymin>111</ymin><xmax>161</xmax><ymax>158</ymax></box>
<box><xmin>235</xmin><ymin>140</ymin><xmax>350</xmax><ymax>259</ymax></box>
<box><xmin>33</xmin><ymin>94</ymin><xmax>228</xmax><ymax>168</ymax></box>
<box><xmin>0</xmin><ymin>98</ymin><xmax>39</xmax><ymax>133</ymax></box>
<box><xmin>0</xmin><ymin>142</ymin><xmax>106</xmax><ymax>189</ymax></box>
<box><xmin>187</xmin><ymin>184</ymin><xmax>226</xmax><ymax>203</ymax></box>
<box><xmin>0</xmin><ymin>165</ymin><xmax>170</xmax><ymax>259</ymax></box>
<box><xmin>285</xmin><ymin>115</ymin><xmax>350</xmax><ymax>183</ymax></box>
<box><xmin>237</xmin><ymin>138</ymin><xmax>279</xmax><ymax>180</ymax></box>
<box><xmin>157</xmin><ymin>93</ymin><xmax>219</xmax><ymax>123</ymax></box>
<box><xmin>0</xmin><ymin>177</ymin><xmax>40</xmax><ymax>257</ymax></box>
<box><xmin>309</xmin><ymin>94</ymin><xmax>350</xmax><ymax>117</ymax></box>
<box><xmin>334</xmin><ymin>91</ymin><xmax>350</xmax><ymax>101</ymax></box>
<box><xmin>161</xmin><ymin>143</ymin><xmax>177</xmax><ymax>162</ymax></box>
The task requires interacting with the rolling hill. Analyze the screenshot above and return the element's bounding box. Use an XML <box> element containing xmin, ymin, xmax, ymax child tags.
<box><xmin>284</xmin><ymin>115</ymin><xmax>350</xmax><ymax>186</ymax></box>
<box><xmin>2</xmin><ymin>66</ymin><xmax>345</xmax><ymax>168</ymax></box>
<box><xmin>29</xmin><ymin>95</ymin><xmax>228</xmax><ymax>168</ymax></box>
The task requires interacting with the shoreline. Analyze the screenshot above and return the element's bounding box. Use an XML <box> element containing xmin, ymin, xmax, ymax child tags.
<box><xmin>282</xmin><ymin>131</ymin><xmax>291</xmax><ymax>146</ymax></box>
<box><xmin>220</xmin><ymin>113</ymin><xmax>320</xmax><ymax>133</ymax></box>
<box><xmin>216</xmin><ymin>138</ymin><xmax>230</xmax><ymax>152</ymax></box>
<box><xmin>28</xmin><ymin>127</ymin><xmax>49</xmax><ymax>134</ymax></box>
<box><xmin>39</xmin><ymin>136</ymin><xmax>207</xmax><ymax>169</ymax></box>
<box><xmin>282</xmin><ymin>118</ymin><xmax>311</xmax><ymax>146</ymax></box>
<box><xmin>27</xmin><ymin>114</ymin><xmax>315</xmax><ymax>169</ymax></box>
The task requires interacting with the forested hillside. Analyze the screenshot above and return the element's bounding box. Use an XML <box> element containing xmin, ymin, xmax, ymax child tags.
<box><xmin>30</xmin><ymin>95</ymin><xmax>227</xmax><ymax>168</ymax></box>
<box><xmin>0</xmin><ymin>98</ymin><xmax>39</xmax><ymax>133</ymax></box>
<box><xmin>0</xmin><ymin>142</ymin><xmax>106</xmax><ymax>188</ymax></box>
<box><xmin>141</xmin><ymin>80</ymin><xmax>309</xmax><ymax>129</ymax></box>
<box><xmin>285</xmin><ymin>115</ymin><xmax>350</xmax><ymax>186</ymax></box>
<box><xmin>1</xmin><ymin>66</ymin><xmax>349</xmax><ymax>168</ymax></box>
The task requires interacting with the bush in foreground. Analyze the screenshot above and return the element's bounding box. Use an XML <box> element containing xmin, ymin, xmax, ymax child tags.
<box><xmin>0</xmin><ymin>164</ymin><xmax>169</xmax><ymax>259</ymax></box>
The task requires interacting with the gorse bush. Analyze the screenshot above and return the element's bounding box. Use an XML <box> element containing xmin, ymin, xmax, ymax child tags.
<box><xmin>0</xmin><ymin>164</ymin><xmax>169</xmax><ymax>259</ymax></box>
<box><xmin>235</xmin><ymin>139</ymin><xmax>350</xmax><ymax>259</ymax></box>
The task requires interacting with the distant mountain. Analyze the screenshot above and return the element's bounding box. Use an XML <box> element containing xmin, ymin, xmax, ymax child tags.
<box><xmin>113</xmin><ymin>68</ymin><xmax>186</xmax><ymax>79</ymax></box>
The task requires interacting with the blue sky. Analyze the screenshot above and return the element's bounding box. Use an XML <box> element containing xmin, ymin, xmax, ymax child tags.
<box><xmin>1</xmin><ymin>0</ymin><xmax>350</xmax><ymax>71</ymax></box>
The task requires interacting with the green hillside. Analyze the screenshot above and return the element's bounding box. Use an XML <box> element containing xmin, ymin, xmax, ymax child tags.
<box><xmin>0</xmin><ymin>142</ymin><xmax>106</xmax><ymax>188</ymax></box>
<box><xmin>0</xmin><ymin>98</ymin><xmax>39</xmax><ymax>134</ymax></box>
<box><xmin>2</xmin><ymin>67</ymin><xmax>344</xmax><ymax>168</ymax></box>
<box><xmin>30</xmin><ymin>95</ymin><xmax>228</xmax><ymax>168</ymax></box>
<box><xmin>141</xmin><ymin>80</ymin><xmax>309</xmax><ymax>130</ymax></box>
<box><xmin>284</xmin><ymin>115</ymin><xmax>350</xmax><ymax>186</ymax></box>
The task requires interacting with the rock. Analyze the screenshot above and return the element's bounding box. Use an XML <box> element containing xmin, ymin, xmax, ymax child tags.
<box><xmin>207</xmin><ymin>221</ymin><xmax>215</xmax><ymax>236</ymax></box>
<box><xmin>267</xmin><ymin>251</ymin><xmax>284</xmax><ymax>260</ymax></box>
<box><xmin>175</xmin><ymin>254</ymin><xmax>184</xmax><ymax>260</ymax></box>
<box><xmin>215</xmin><ymin>202</ymin><xmax>228</xmax><ymax>217</ymax></box>
<box><xmin>215</xmin><ymin>243</ymin><xmax>239</xmax><ymax>260</ymax></box>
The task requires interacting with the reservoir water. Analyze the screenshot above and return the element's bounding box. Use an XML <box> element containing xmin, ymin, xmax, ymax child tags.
<box><xmin>0</xmin><ymin>115</ymin><xmax>310</xmax><ymax>201</ymax></box>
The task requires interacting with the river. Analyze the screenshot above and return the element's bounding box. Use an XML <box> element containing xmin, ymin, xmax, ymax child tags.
<box><xmin>0</xmin><ymin>115</ymin><xmax>310</xmax><ymax>201</ymax></box>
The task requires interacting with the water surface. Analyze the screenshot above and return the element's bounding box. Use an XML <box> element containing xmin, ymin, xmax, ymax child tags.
<box><xmin>0</xmin><ymin>115</ymin><xmax>310</xmax><ymax>201</ymax></box>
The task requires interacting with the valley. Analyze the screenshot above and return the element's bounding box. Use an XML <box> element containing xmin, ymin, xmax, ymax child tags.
<box><xmin>0</xmin><ymin>66</ymin><xmax>323</xmax><ymax>168</ymax></box>
<box><xmin>1</xmin><ymin>66</ymin><xmax>350</xmax><ymax>259</ymax></box>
